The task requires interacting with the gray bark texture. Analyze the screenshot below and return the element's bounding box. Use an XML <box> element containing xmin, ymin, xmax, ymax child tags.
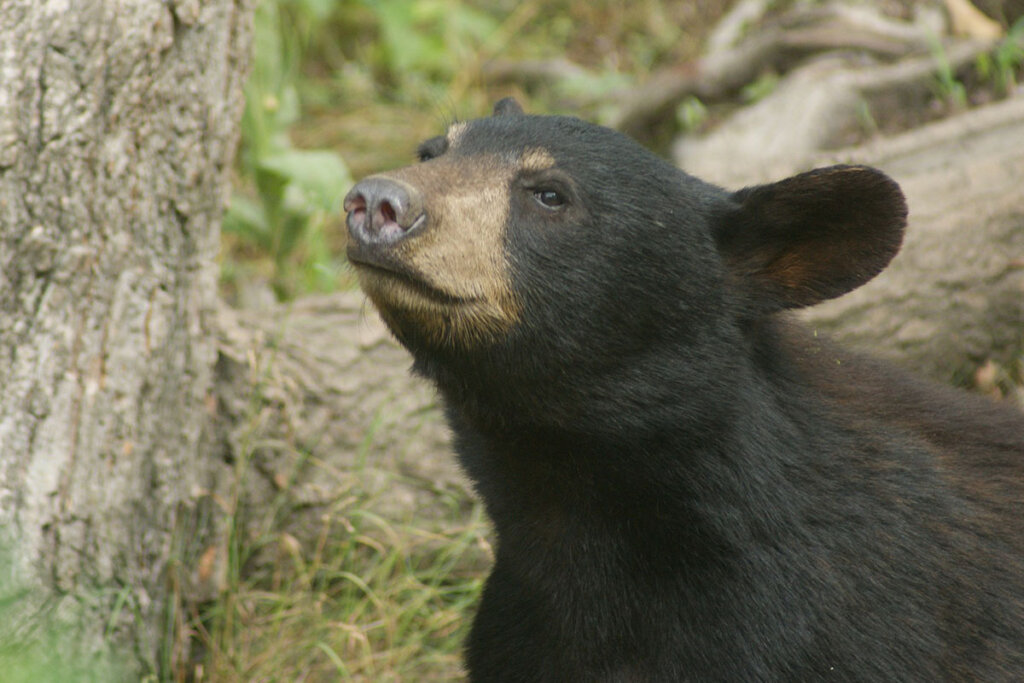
<box><xmin>0</xmin><ymin>0</ymin><xmax>252</xmax><ymax>673</ymax></box>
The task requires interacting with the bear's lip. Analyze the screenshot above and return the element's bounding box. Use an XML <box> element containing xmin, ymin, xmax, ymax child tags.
<box><xmin>347</xmin><ymin>244</ymin><xmax>474</xmax><ymax>306</ymax></box>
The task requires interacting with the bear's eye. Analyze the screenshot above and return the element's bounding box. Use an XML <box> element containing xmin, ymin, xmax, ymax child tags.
<box><xmin>533</xmin><ymin>189</ymin><xmax>566</xmax><ymax>210</ymax></box>
<box><xmin>416</xmin><ymin>136</ymin><xmax>447</xmax><ymax>162</ymax></box>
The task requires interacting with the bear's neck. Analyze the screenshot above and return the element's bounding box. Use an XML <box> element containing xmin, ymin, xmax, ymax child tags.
<box><xmin>432</xmin><ymin>325</ymin><xmax>819</xmax><ymax>570</ymax></box>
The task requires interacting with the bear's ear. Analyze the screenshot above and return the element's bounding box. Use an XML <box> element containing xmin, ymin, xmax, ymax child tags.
<box><xmin>493</xmin><ymin>97</ymin><xmax>525</xmax><ymax>117</ymax></box>
<box><xmin>714</xmin><ymin>165</ymin><xmax>907</xmax><ymax>312</ymax></box>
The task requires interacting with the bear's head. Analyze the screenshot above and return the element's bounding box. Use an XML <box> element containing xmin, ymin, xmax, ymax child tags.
<box><xmin>345</xmin><ymin>99</ymin><xmax>906</xmax><ymax>427</ymax></box>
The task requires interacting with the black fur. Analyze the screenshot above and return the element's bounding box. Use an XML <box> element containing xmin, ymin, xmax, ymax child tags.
<box><xmin>346</xmin><ymin>104</ymin><xmax>1024</xmax><ymax>681</ymax></box>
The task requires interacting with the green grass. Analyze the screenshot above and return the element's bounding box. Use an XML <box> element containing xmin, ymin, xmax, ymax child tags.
<box><xmin>188</xmin><ymin>491</ymin><xmax>489</xmax><ymax>681</ymax></box>
<box><xmin>161</xmin><ymin>338</ymin><xmax>490</xmax><ymax>681</ymax></box>
<box><xmin>928</xmin><ymin>34</ymin><xmax>969</xmax><ymax>110</ymax></box>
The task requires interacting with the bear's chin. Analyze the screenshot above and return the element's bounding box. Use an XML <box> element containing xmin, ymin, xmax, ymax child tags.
<box><xmin>355</xmin><ymin>266</ymin><xmax>519</xmax><ymax>352</ymax></box>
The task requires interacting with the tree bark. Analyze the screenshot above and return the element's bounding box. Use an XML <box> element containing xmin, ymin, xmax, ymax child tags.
<box><xmin>0</xmin><ymin>0</ymin><xmax>251</xmax><ymax>673</ymax></box>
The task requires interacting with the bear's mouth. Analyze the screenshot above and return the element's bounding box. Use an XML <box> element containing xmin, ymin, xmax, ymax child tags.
<box><xmin>347</xmin><ymin>247</ymin><xmax>475</xmax><ymax>308</ymax></box>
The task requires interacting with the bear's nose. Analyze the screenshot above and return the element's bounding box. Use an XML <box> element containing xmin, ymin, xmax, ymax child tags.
<box><xmin>344</xmin><ymin>176</ymin><xmax>425</xmax><ymax>246</ymax></box>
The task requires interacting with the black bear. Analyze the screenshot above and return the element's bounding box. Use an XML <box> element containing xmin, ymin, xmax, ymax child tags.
<box><xmin>344</xmin><ymin>98</ymin><xmax>1024</xmax><ymax>681</ymax></box>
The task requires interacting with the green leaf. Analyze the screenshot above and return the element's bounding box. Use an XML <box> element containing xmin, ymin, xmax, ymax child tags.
<box><xmin>224</xmin><ymin>195</ymin><xmax>272</xmax><ymax>250</ymax></box>
<box><xmin>259</xmin><ymin>149</ymin><xmax>354</xmax><ymax>214</ymax></box>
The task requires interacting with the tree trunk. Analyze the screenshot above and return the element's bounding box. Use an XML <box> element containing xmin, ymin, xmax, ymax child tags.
<box><xmin>0</xmin><ymin>0</ymin><xmax>251</xmax><ymax>674</ymax></box>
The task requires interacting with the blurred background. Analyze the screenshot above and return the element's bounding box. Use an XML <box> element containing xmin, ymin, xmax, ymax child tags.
<box><xmin>222</xmin><ymin>0</ymin><xmax>742</xmax><ymax>304</ymax></box>
<box><xmin>221</xmin><ymin>0</ymin><xmax>1023</xmax><ymax>307</ymax></box>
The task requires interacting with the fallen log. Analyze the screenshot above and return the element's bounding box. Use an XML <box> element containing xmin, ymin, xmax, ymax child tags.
<box><xmin>611</xmin><ymin>2</ymin><xmax>948</xmax><ymax>137</ymax></box>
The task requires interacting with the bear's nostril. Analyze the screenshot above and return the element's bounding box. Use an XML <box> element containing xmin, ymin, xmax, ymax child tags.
<box><xmin>345</xmin><ymin>177</ymin><xmax>424</xmax><ymax>247</ymax></box>
<box><xmin>344</xmin><ymin>192</ymin><xmax>368</xmax><ymax>236</ymax></box>
<box><xmin>343</xmin><ymin>192</ymin><xmax>367</xmax><ymax>214</ymax></box>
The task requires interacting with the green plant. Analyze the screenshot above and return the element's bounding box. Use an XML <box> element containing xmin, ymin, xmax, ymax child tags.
<box><xmin>225</xmin><ymin>0</ymin><xmax>354</xmax><ymax>300</ymax></box>
<box><xmin>161</xmin><ymin>340</ymin><xmax>487</xmax><ymax>680</ymax></box>
<box><xmin>855</xmin><ymin>98</ymin><xmax>879</xmax><ymax>138</ymax></box>
<box><xmin>366</xmin><ymin>0</ymin><xmax>499</xmax><ymax>91</ymax></box>
<box><xmin>977</xmin><ymin>17</ymin><xmax>1024</xmax><ymax>96</ymax></box>
<box><xmin>182</xmin><ymin>462</ymin><xmax>487</xmax><ymax>680</ymax></box>
<box><xmin>676</xmin><ymin>95</ymin><xmax>708</xmax><ymax>133</ymax></box>
<box><xmin>740</xmin><ymin>71</ymin><xmax>779</xmax><ymax>104</ymax></box>
<box><xmin>928</xmin><ymin>35</ymin><xmax>968</xmax><ymax>109</ymax></box>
